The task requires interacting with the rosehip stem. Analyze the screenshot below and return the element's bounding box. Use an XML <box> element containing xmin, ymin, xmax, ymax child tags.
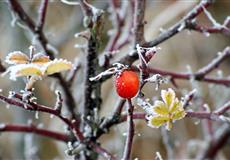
<box><xmin>122</xmin><ymin>98</ymin><xmax>135</xmax><ymax>160</ymax></box>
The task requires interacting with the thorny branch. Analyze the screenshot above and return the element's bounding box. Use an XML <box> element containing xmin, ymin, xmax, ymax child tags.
<box><xmin>135</xmin><ymin>46</ymin><xmax>230</xmax><ymax>87</ymax></box>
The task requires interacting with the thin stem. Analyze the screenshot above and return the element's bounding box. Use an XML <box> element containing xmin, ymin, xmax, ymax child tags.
<box><xmin>122</xmin><ymin>99</ymin><xmax>135</xmax><ymax>160</ymax></box>
<box><xmin>0</xmin><ymin>123</ymin><xmax>69</xmax><ymax>142</ymax></box>
<box><xmin>114</xmin><ymin>0</ymin><xmax>213</xmax><ymax>67</ymax></box>
<box><xmin>37</xmin><ymin>0</ymin><xmax>48</xmax><ymax>31</ymax></box>
<box><xmin>94</xmin><ymin>99</ymin><xmax>126</xmax><ymax>139</ymax></box>
<box><xmin>0</xmin><ymin>93</ymin><xmax>84</xmax><ymax>141</ymax></box>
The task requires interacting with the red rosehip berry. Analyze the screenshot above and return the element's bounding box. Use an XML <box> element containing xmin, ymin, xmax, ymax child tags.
<box><xmin>115</xmin><ymin>70</ymin><xmax>139</xmax><ymax>98</ymax></box>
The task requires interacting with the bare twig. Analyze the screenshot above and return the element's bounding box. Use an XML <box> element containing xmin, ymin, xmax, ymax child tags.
<box><xmin>37</xmin><ymin>0</ymin><xmax>48</xmax><ymax>31</ymax></box>
<box><xmin>133</xmin><ymin>0</ymin><xmax>146</xmax><ymax>45</ymax></box>
<box><xmin>122</xmin><ymin>99</ymin><xmax>135</xmax><ymax>160</ymax></box>
<box><xmin>115</xmin><ymin>0</ymin><xmax>213</xmax><ymax>67</ymax></box>
<box><xmin>0</xmin><ymin>123</ymin><xmax>69</xmax><ymax>142</ymax></box>
<box><xmin>95</xmin><ymin>99</ymin><xmax>126</xmax><ymax>139</ymax></box>
<box><xmin>0</xmin><ymin>93</ymin><xmax>84</xmax><ymax>141</ymax></box>
<box><xmin>104</xmin><ymin>0</ymin><xmax>125</xmax><ymax>53</ymax></box>
<box><xmin>194</xmin><ymin>47</ymin><xmax>230</xmax><ymax>79</ymax></box>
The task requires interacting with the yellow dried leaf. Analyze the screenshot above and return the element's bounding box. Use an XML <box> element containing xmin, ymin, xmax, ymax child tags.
<box><xmin>32</xmin><ymin>53</ymin><xmax>50</xmax><ymax>64</ymax></box>
<box><xmin>5</xmin><ymin>51</ymin><xmax>29</xmax><ymax>64</ymax></box>
<box><xmin>13</xmin><ymin>64</ymin><xmax>43</xmax><ymax>78</ymax></box>
<box><xmin>172</xmin><ymin>110</ymin><xmax>186</xmax><ymax>120</ymax></box>
<box><xmin>161</xmin><ymin>88</ymin><xmax>175</xmax><ymax>107</ymax></box>
<box><xmin>153</xmin><ymin>100</ymin><xmax>168</xmax><ymax>115</ymax></box>
<box><xmin>169</xmin><ymin>98</ymin><xmax>181</xmax><ymax>113</ymax></box>
<box><xmin>44</xmin><ymin>59</ymin><xmax>72</xmax><ymax>75</ymax></box>
<box><xmin>148</xmin><ymin>116</ymin><xmax>169</xmax><ymax>128</ymax></box>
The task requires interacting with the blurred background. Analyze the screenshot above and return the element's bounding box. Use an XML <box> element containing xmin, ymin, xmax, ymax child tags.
<box><xmin>0</xmin><ymin>0</ymin><xmax>229</xmax><ymax>159</ymax></box>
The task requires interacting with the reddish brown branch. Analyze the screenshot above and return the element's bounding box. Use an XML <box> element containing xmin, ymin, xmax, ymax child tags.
<box><xmin>114</xmin><ymin>0</ymin><xmax>213</xmax><ymax>67</ymax></box>
<box><xmin>142</xmin><ymin>56</ymin><xmax>230</xmax><ymax>86</ymax></box>
<box><xmin>0</xmin><ymin>93</ymin><xmax>84</xmax><ymax>141</ymax></box>
<box><xmin>122</xmin><ymin>99</ymin><xmax>135</xmax><ymax>160</ymax></box>
<box><xmin>94</xmin><ymin>99</ymin><xmax>126</xmax><ymax>139</ymax></box>
<box><xmin>0</xmin><ymin>123</ymin><xmax>69</xmax><ymax>142</ymax></box>
<box><xmin>194</xmin><ymin>47</ymin><xmax>230</xmax><ymax>79</ymax></box>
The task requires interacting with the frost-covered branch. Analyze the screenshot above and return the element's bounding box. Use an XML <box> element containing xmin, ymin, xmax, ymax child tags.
<box><xmin>102</xmin><ymin>0</ymin><xmax>213</xmax><ymax>80</ymax></box>
<box><xmin>37</xmin><ymin>0</ymin><xmax>48</xmax><ymax>32</ymax></box>
<box><xmin>0</xmin><ymin>93</ymin><xmax>84</xmax><ymax>141</ymax></box>
<box><xmin>194</xmin><ymin>46</ymin><xmax>230</xmax><ymax>79</ymax></box>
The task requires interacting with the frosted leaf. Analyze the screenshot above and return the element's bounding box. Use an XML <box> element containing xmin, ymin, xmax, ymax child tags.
<box><xmin>44</xmin><ymin>59</ymin><xmax>73</xmax><ymax>75</ymax></box>
<box><xmin>5</xmin><ymin>51</ymin><xmax>29</xmax><ymax>65</ymax></box>
<box><xmin>8</xmin><ymin>64</ymin><xmax>43</xmax><ymax>81</ymax></box>
<box><xmin>32</xmin><ymin>53</ymin><xmax>50</xmax><ymax>65</ymax></box>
